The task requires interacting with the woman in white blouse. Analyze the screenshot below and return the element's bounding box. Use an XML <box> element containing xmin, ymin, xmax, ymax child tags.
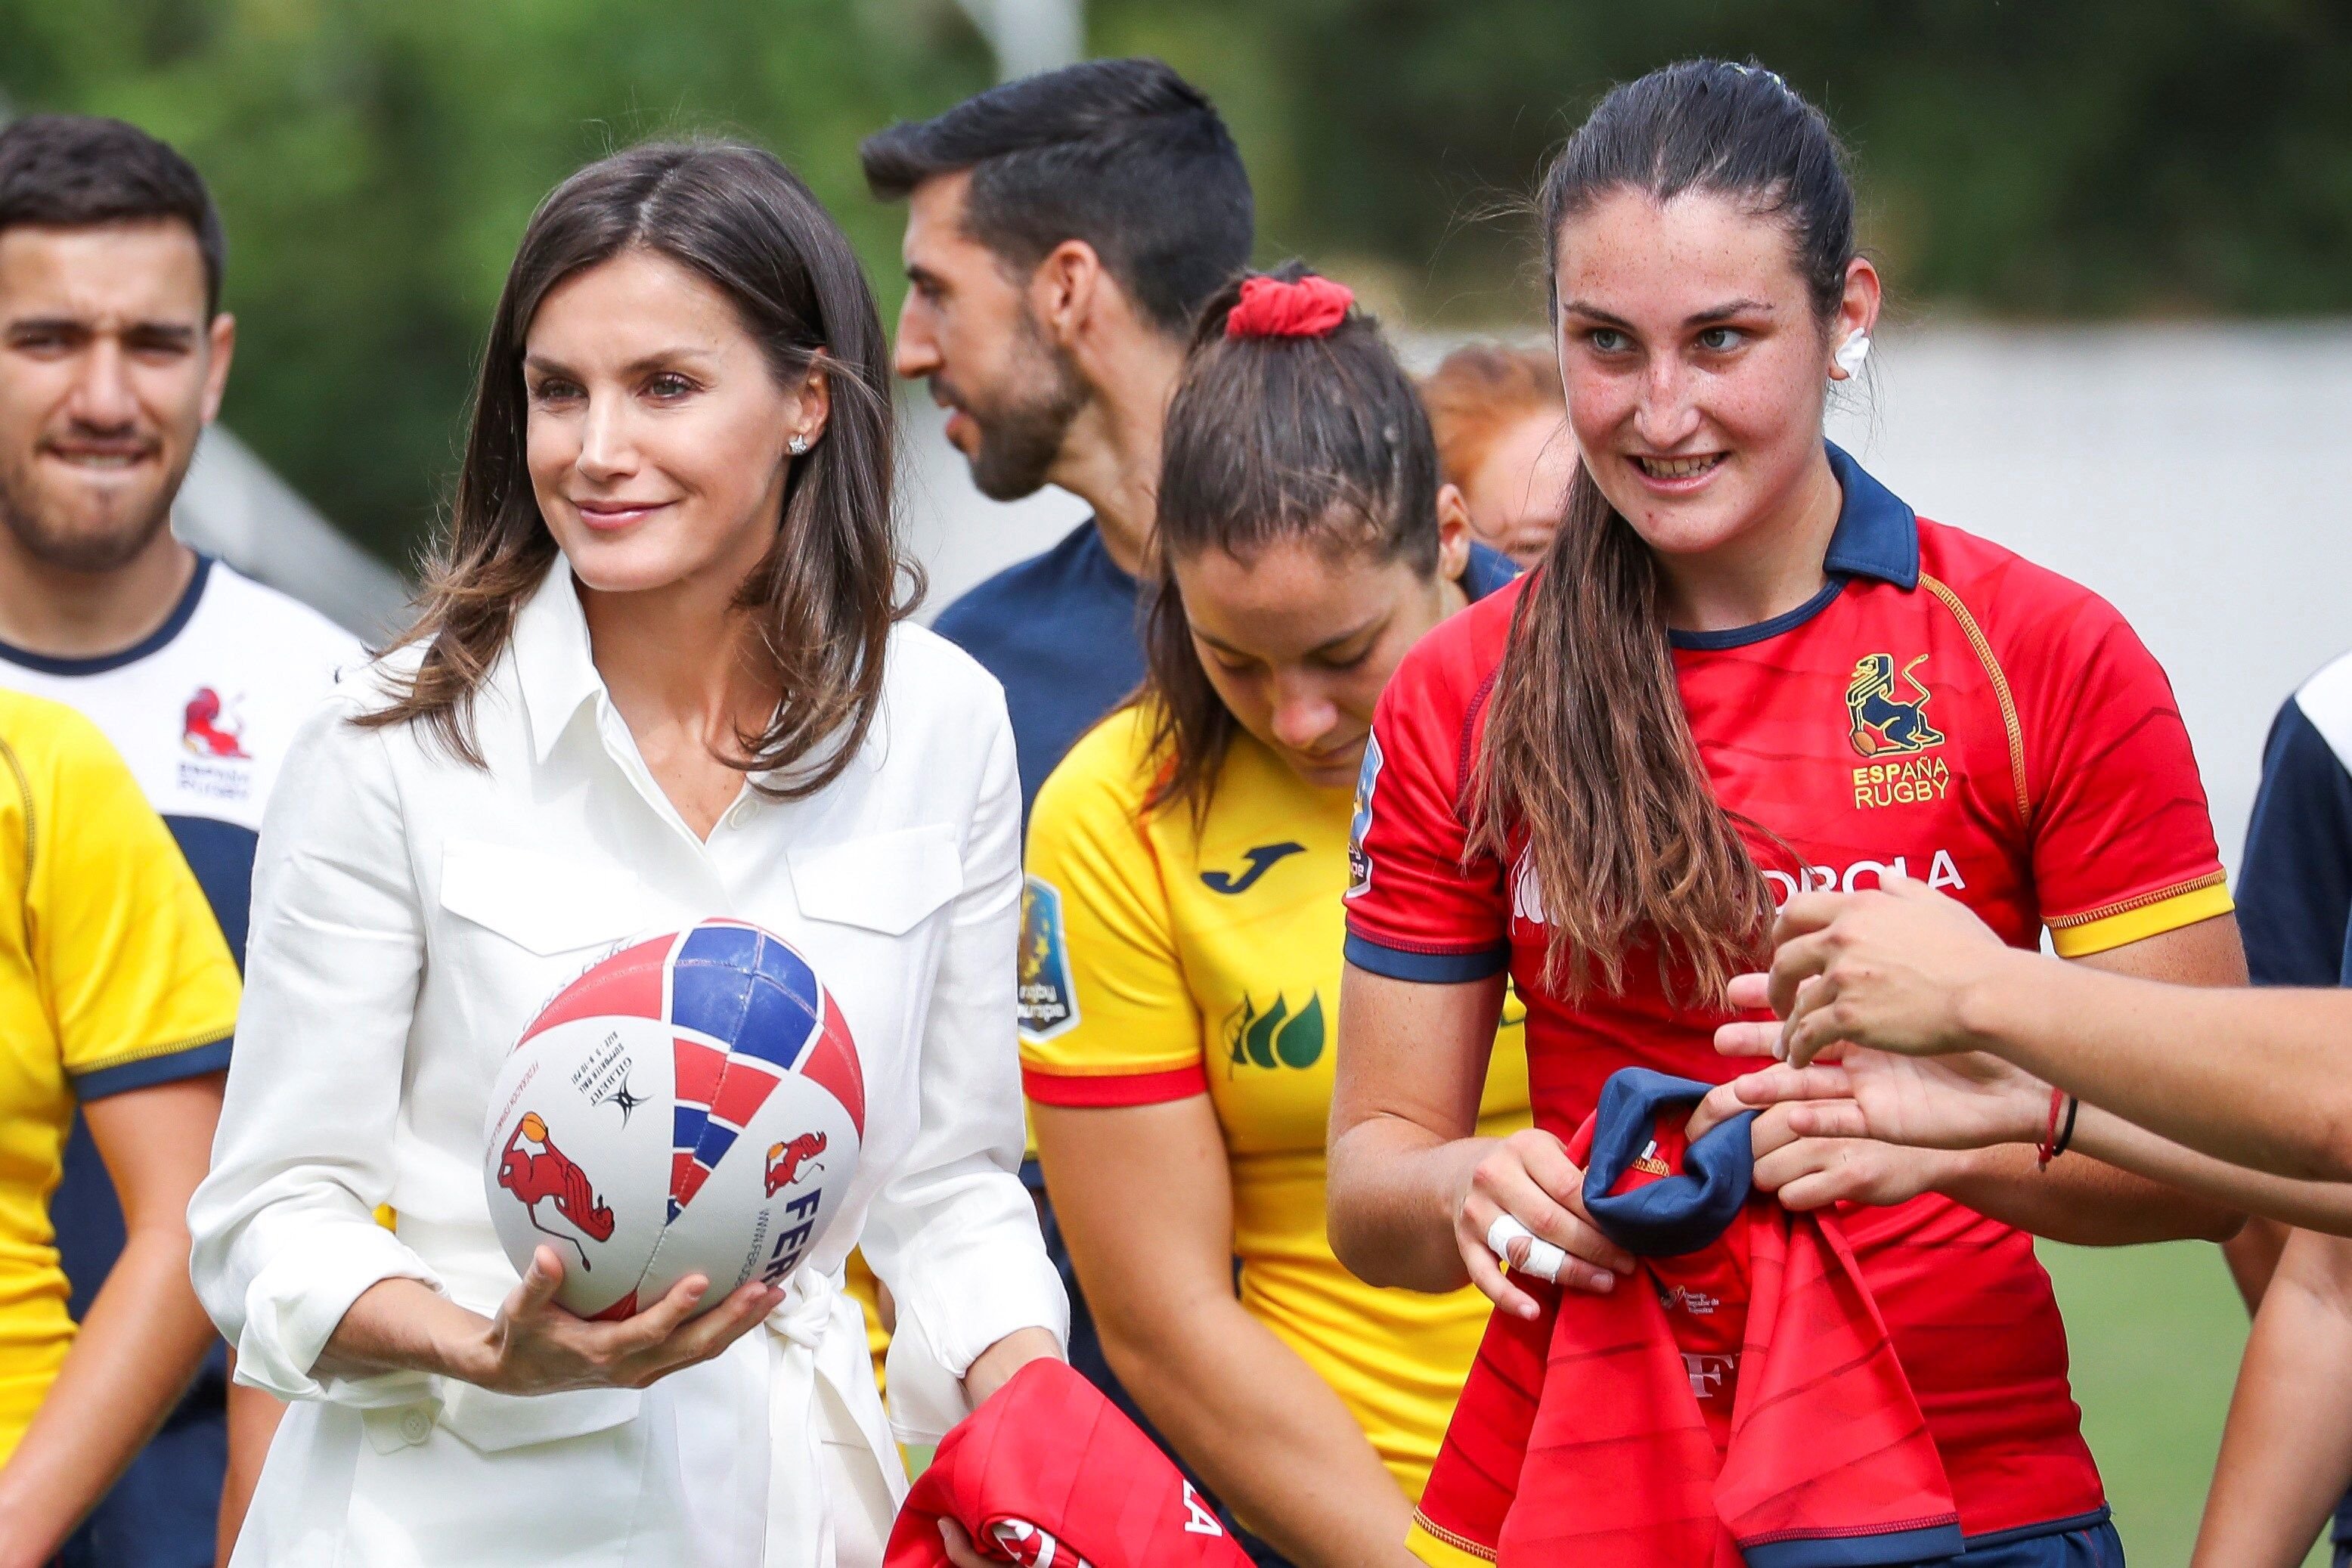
<box><xmin>188</xmin><ymin>141</ymin><xmax>1066</xmax><ymax>1567</ymax></box>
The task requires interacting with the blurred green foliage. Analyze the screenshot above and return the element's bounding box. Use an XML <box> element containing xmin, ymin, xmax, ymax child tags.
<box><xmin>5</xmin><ymin>0</ymin><xmax>2347</xmax><ymax>560</ymax></box>
<box><xmin>0</xmin><ymin>0</ymin><xmax>997</xmax><ymax>562</ymax></box>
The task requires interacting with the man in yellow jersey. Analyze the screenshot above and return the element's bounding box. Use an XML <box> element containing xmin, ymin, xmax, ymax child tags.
<box><xmin>0</xmin><ymin>688</ymin><xmax>238</xmax><ymax>1562</ymax></box>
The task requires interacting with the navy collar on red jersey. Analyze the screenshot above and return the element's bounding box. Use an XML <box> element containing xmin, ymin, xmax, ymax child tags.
<box><xmin>1462</xmin><ymin>539</ymin><xmax>1519</xmax><ymax>603</ymax></box>
<box><xmin>1820</xmin><ymin>442</ymin><xmax>1920</xmax><ymax>590</ymax></box>
<box><xmin>1669</xmin><ymin>444</ymin><xmax>1917</xmax><ymax>652</ymax></box>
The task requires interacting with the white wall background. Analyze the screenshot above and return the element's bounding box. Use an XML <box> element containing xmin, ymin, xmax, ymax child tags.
<box><xmin>899</xmin><ymin>322</ymin><xmax>2352</xmax><ymax>881</ymax></box>
<box><xmin>1821</xmin><ymin>322</ymin><xmax>2352</xmax><ymax>881</ymax></box>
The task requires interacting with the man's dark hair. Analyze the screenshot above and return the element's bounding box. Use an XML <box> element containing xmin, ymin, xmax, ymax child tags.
<box><xmin>0</xmin><ymin>115</ymin><xmax>227</xmax><ymax>315</ymax></box>
<box><xmin>861</xmin><ymin>57</ymin><xmax>1251</xmax><ymax>337</ymax></box>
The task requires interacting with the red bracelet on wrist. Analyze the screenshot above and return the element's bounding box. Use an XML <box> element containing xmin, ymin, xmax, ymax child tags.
<box><xmin>2035</xmin><ymin>1085</ymin><xmax>2068</xmax><ymax>1170</ymax></box>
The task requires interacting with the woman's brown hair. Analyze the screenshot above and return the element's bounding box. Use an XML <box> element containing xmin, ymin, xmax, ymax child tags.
<box><xmin>358</xmin><ymin>141</ymin><xmax>911</xmax><ymax>798</ymax></box>
<box><xmin>1473</xmin><ymin>60</ymin><xmax>1855</xmax><ymax>1002</ymax></box>
<box><xmin>1144</xmin><ymin>263</ymin><xmax>1442</xmax><ymax>815</ymax></box>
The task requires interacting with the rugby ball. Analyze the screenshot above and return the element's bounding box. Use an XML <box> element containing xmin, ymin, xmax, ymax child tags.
<box><xmin>482</xmin><ymin>918</ymin><xmax>866</xmax><ymax>1319</ymax></box>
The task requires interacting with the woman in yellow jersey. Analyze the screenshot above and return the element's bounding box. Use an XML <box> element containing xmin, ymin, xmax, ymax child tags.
<box><xmin>1018</xmin><ymin>265</ymin><xmax>1528</xmax><ymax>1568</ymax></box>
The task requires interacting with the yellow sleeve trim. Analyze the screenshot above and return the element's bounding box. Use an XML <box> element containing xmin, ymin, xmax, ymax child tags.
<box><xmin>72</xmin><ymin>1024</ymin><xmax>235</xmax><ymax>1080</ymax></box>
<box><xmin>2049</xmin><ymin>875</ymin><xmax>2234</xmax><ymax>958</ymax></box>
<box><xmin>1407</xmin><ymin>1516</ymin><xmax>1497</xmax><ymax>1568</ymax></box>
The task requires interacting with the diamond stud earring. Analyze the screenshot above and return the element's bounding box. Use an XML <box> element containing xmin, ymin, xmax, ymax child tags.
<box><xmin>788</xmin><ymin>434</ymin><xmax>811</xmax><ymax>455</ymax></box>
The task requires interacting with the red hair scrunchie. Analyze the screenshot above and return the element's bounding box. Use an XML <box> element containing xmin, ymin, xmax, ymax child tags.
<box><xmin>1223</xmin><ymin>274</ymin><xmax>1353</xmax><ymax>340</ymax></box>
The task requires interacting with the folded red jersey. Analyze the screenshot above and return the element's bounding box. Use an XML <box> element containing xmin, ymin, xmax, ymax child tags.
<box><xmin>886</xmin><ymin>1358</ymin><xmax>1253</xmax><ymax>1568</ymax></box>
<box><xmin>1414</xmin><ymin>1069</ymin><xmax>1963</xmax><ymax>1568</ymax></box>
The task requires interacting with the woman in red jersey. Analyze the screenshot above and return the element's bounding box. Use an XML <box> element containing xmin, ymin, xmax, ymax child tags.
<box><xmin>1325</xmin><ymin>60</ymin><xmax>2245</xmax><ymax>1568</ymax></box>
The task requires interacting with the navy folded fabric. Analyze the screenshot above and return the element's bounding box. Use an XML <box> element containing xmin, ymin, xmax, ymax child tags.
<box><xmin>1581</xmin><ymin>1068</ymin><xmax>1759</xmax><ymax>1257</ymax></box>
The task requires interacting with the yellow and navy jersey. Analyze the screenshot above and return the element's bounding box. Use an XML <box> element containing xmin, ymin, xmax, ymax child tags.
<box><xmin>1020</xmin><ymin>703</ymin><xmax>1531</xmax><ymax>1500</ymax></box>
<box><xmin>0</xmin><ymin>691</ymin><xmax>240</xmax><ymax>1458</ymax></box>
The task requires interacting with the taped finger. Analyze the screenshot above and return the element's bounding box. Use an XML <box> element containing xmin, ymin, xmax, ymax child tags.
<box><xmin>1486</xmin><ymin>1213</ymin><xmax>1567</xmax><ymax>1281</ymax></box>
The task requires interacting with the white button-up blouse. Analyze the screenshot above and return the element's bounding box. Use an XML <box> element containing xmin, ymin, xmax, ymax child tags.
<box><xmin>190</xmin><ymin>564</ymin><xmax>1066</xmax><ymax>1566</ymax></box>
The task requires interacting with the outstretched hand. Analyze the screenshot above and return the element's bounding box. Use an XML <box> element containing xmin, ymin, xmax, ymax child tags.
<box><xmin>1737</xmin><ymin>1104</ymin><xmax>1955</xmax><ymax>1212</ymax></box>
<box><xmin>1685</xmin><ymin>886</ymin><xmax>2053</xmax><ymax>1207</ymax></box>
<box><xmin>1712</xmin><ymin>875</ymin><xmax>2021</xmax><ymax>1068</ymax></box>
<box><xmin>463</xmin><ymin>1246</ymin><xmax>782</xmax><ymax>1396</ymax></box>
<box><xmin>1690</xmin><ymin>1046</ymin><xmax>2051</xmax><ymax>1154</ymax></box>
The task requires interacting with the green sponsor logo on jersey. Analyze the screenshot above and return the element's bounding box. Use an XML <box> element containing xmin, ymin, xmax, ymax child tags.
<box><xmin>1222</xmin><ymin>990</ymin><xmax>1325</xmax><ymax>1073</ymax></box>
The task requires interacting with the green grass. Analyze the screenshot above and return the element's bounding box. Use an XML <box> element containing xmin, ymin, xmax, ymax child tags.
<box><xmin>2041</xmin><ymin>1240</ymin><xmax>2329</xmax><ymax>1567</ymax></box>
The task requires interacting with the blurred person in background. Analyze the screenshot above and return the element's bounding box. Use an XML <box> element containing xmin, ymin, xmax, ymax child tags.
<box><xmin>1021</xmin><ymin>268</ymin><xmax>1523</xmax><ymax>1567</ymax></box>
<box><xmin>0</xmin><ymin>688</ymin><xmax>238</xmax><ymax>1568</ymax></box>
<box><xmin>860</xmin><ymin>56</ymin><xmax>1253</xmax><ymax>818</ymax></box>
<box><xmin>859</xmin><ymin>53</ymin><xmax>1253</xmax><ymax>1477</ymax></box>
<box><xmin>0</xmin><ymin>115</ymin><xmax>357</xmax><ymax>1566</ymax></box>
<box><xmin>1418</xmin><ymin>342</ymin><xmax>1573</xmax><ymax>567</ymax></box>
<box><xmin>2198</xmin><ymin>649</ymin><xmax>2352</xmax><ymax>1568</ymax></box>
<box><xmin>1327</xmin><ymin>61</ymin><xmax>2244</xmax><ymax>1566</ymax></box>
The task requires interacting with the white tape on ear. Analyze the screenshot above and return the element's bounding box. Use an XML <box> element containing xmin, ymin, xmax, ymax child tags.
<box><xmin>1486</xmin><ymin>1213</ymin><xmax>1567</xmax><ymax>1283</ymax></box>
<box><xmin>1834</xmin><ymin>331</ymin><xmax>1872</xmax><ymax>379</ymax></box>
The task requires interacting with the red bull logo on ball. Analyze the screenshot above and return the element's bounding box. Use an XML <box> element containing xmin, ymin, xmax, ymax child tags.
<box><xmin>496</xmin><ymin>1111</ymin><xmax>615</xmax><ymax>1266</ymax></box>
<box><xmin>764</xmin><ymin>1131</ymin><xmax>827</xmax><ymax>1196</ymax></box>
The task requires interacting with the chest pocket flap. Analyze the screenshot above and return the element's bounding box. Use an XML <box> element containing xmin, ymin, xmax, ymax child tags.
<box><xmin>439</xmin><ymin>840</ymin><xmax>643</xmax><ymax>956</ymax></box>
<box><xmin>791</xmin><ymin>823</ymin><xmax>962</xmax><ymax>936</ymax></box>
<box><xmin>435</xmin><ymin>1381</ymin><xmax>643</xmax><ymax>1453</ymax></box>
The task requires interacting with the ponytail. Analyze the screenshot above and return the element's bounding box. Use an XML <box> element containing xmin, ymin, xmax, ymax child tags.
<box><xmin>1145</xmin><ymin>263</ymin><xmax>1441</xmax><ymax>817</ymax></box>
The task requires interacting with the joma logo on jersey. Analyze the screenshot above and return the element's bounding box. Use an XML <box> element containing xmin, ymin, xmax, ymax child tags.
<box><xmin>1762</xmin><ymin>851</ymin><xmax>1966</xmax><ymax>904</ymax></box>
<box><xmin>1199</xmin><ymin>841</ymin><xmax>1305</xmax><ymax>896</ymax></box>
<box><xmin>1846</xmin><ymin>653</ymin><xmax>1946</xmax><ymax>758</ymax></box>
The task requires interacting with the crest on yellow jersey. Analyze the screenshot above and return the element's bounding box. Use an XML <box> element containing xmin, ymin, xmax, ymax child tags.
<box><xmin>1018</xmin><ymin>876</ymin><xmax>1079</xmax><ymax>1042</ymax></box>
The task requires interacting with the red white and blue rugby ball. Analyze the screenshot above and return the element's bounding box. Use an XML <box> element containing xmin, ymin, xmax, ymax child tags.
<box><xmin>482</xmin><ymin>918</ymin><xmax>866</xmax><ymax>1319</ymax></box>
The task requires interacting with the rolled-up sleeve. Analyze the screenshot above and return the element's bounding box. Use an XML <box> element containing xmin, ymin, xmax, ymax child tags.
<box><xmin>188</xmin><ymin>694</ymin><xmax>442</xmax><ymax>1404</ymax></box>
<box><xmin>860</xmin><ymin>691</ymin><xmax>1067</xmax><ymax>1441</ymax></box>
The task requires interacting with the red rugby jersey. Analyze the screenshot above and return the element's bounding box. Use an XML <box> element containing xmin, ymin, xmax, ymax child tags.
<box><xmin>1344</xmin><ymin>445</ymin><xmax>2230</xmax><ymax>1544</ymax></box>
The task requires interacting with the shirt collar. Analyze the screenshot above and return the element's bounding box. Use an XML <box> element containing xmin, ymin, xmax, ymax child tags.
<box><xmin>1821</xmin><ymin>442</ymin><xmax>1920</xmax><ymax>590</ymax></box>
<box><xmin>0</xmin><ymin>553</ymin><xmax>213</xmax><ymax>676</ymax></box>
<box><xmin>1462</xmin><ymin>540</ymin><xmax>1520</xmax><ymax>603</ymax></box>
<box><xmin>510</xmin><ymin>562</ymin><xmax>606</xmax><ymax>765</ymax></box>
